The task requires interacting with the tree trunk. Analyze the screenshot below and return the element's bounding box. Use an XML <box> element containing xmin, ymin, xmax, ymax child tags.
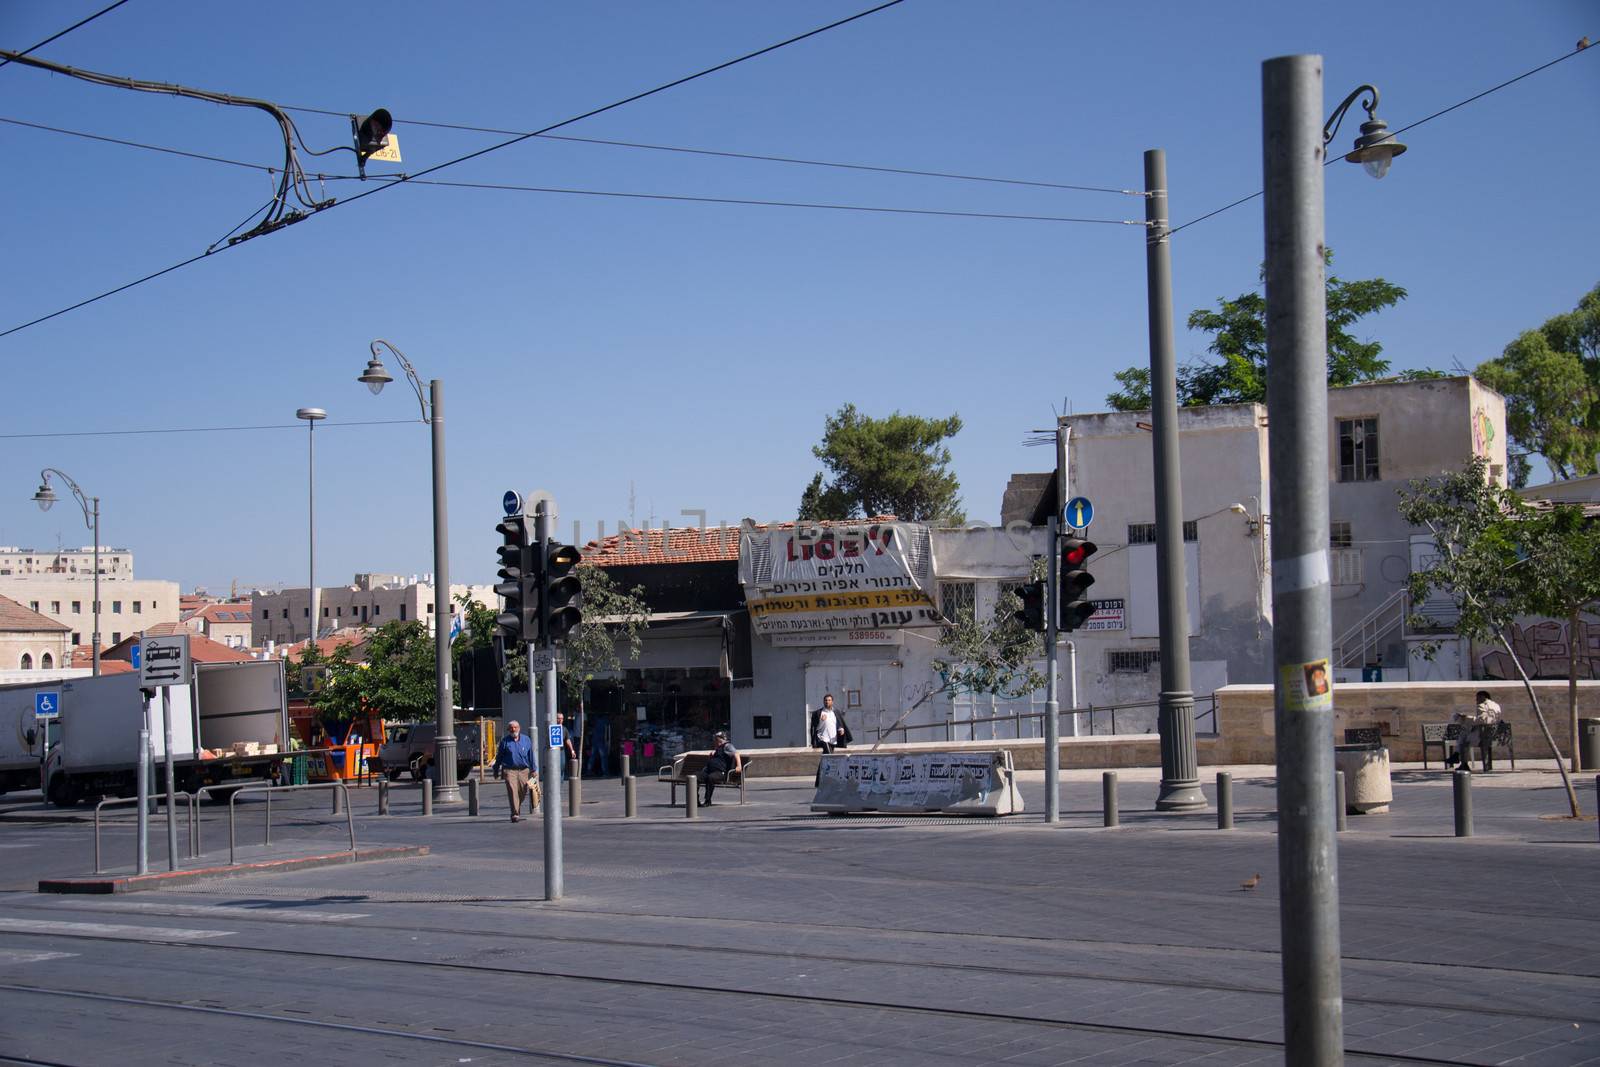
<box><xmin>1569</xmin><ymin>607</ymin><xmax>1581</xmax><ymax>774</ymax></box>
<box><xmin>1498</xmin><ymin>627</ymin><xmax>1580</xmax><ymax>817</ymax></box>
<box><xmin>871</xmin><ymin>685</ymin><xmax>948</xmax><ymax>752</ymax></box>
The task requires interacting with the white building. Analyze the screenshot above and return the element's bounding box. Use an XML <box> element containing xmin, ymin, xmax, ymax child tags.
<box><xmin>0</xmin><ymin>577</ymin><xmax>181</xmax><ymax>648</ymax></box>
<box><xmin>0</xmin><ymin>545</ymin><xmax>133</xmax><ymax>579</ymax></box>
<box><xmin>251</xmin><ymin>573</ymin><xmax>497</xmax><ymax>646</ymax></box>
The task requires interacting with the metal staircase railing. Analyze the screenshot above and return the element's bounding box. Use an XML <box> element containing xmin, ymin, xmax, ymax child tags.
<box><xmin>1332</xmin><ymin>588</ymin><xmax>1408</xmax><ymax>668</ymax></box>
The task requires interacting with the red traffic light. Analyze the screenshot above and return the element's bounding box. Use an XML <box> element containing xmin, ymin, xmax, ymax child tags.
<box><xmin>1062</xmin><ymin>538</ymin><xmax>1097</xmax><ymax>568</ymax></box>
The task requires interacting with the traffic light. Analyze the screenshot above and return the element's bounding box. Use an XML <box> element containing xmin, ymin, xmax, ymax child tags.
<box><xmin>353</xmin><ymin>108</ymin><xmax>392</xmax><ymax>161</ymax></box>
<box><xmin>1013</xmin><ymin>580</ymin><xmax>1046</xmax><ymax>633</ymax></box>
<box><xmin>1059</xmin><ymin>536</ymin><xmax>1098</xmax><ymax>631</ymax></box>
<box><xmin>493</xmin><ymin>515</ymin><xmax>535</xmax><ymax>645</ymax></box>
<box><xmin>541</xmin><ymin>542</ymin><xmax>584</xmax><ymax>643</ymax></box>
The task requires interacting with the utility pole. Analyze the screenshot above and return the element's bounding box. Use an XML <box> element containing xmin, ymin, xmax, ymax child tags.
<box><xmin>1044</xmin><ymin>514</ymin><xmax>1060</xmax><ymax>823</ymax></box>
<box><xmin>1144</xmin><ymin>148</ymin><xmax>1206</xmax><ymax>811</ymax></box>
<box><xmin>534</xmin><ymin>499</ymin><xmax>564</xmax><ymax>901</ymax></box>
<box><xmin>1263</xmin><ymin>54</ymin><xmax>1344</xmax><ymax>1063</ymax></box>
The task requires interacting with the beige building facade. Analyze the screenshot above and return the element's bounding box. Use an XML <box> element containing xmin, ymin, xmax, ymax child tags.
<box><xmin>0</xmin><ymin>577</ymin><xmax>181</xmax><ymax>648</ymax></box>
<box><xmin>0</xmin><ymin>545</ymin><xmax>133</xmax><ymax>579</ymax></box>
<box><xmin>252</xmin><ymin>573</ymin><xmax>497</xmax><ymax>647</ymax></box>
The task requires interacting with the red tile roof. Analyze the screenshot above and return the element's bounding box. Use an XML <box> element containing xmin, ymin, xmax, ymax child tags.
<box><xmin>192</xmin><ymin>603</ymin><xmax>255</xmax><ymax>625</ymax></box>
<box><xmin>277</xmin><ymin>629</ymin><xmax>373</xmax><ymax>661</ymax></box>
<box><xmin>0</xmin><ymin>595</ymin><xmax>70</xmax><ymax>633</ymax></box>
<box><xmin>581</xmin><ymin>518</ymin><xmax>899</xmax><ymax>567</ymax></box>
<box><xmin>70</xmin><ymin>646</ymin><xmax>136</xmax><ymax>672</ymax></box>
<box><xmin>102</xmin><ymin>630</ymin><xmax>254</xmax><ymax>664</ymax></box>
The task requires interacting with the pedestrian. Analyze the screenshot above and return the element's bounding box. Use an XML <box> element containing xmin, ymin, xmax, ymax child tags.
<box><xmin>1449</xmin><ymin>690</ymin><xmax>1502</xmax><ymax>772</ymax></box>
<box><xmin>698</xmin><ymin>730</ymin><xmax>741</xmax><ymax>806</ymax></box>
<box><xmin>556</xmin><ymin>712</ymin><xmax>578</xmax><ymax>779</ymax></box>
<box><xmin>493</xmin><ymin>720</ymin><xmax>536</xmax><ymax>821</ymax></box>
<box><xmin>815</xmin><ymin>693</ymin><xmax>840</xmax><ymax>754</ymax></box>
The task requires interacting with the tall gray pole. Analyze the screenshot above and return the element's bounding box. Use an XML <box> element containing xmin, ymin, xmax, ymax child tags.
<box><xmin>1044</xmin><ymin>514</ymin><xmax>1060</xmax><ymax>823</ymax></box>
<box><xmin>91</xmin><ymin>497</ymin><xmax>100</xmax><ymax>677</ymax></box>
<box><xmin>535</xmin><ymin>501</ymin><xmax>564</xmax><ymax>900</ymax></box>
<box><xmin>136</xmin><ymin>692</ymin><xmax>150</xmax><ymax>874</ymax></box>
<box><xmin>1145</xmin><ymin>148</ymin><xmax>1206</xmax><ymax>811</ymax></box>
<box><xmin>429</xmin><ymin>379</ymin><xmax>460</xmax><ymax>804</ymax></box>
<box><xmin>161</xmin><ymin>686</ymin><xmax>177</xmax><ymax>871</ymax></box>
<box><xmin>1263</xmin><ymin>53</ymin><xmax>1345</xmax><ymax>1064</ymax></box>
<box><xmin>297</xmin><ymin>408</ymin><xmax>326</xmax><ymax>645</ymax></box>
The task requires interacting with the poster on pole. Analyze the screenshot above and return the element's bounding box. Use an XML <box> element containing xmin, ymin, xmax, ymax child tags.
<box><xmin>738</xmin><ymin>522</ymin><xmax>941</xmax><ymax>636</ymax></box>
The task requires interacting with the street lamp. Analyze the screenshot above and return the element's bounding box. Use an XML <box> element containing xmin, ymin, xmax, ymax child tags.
<box><xmin>296</xmin><ymin>407</ymin><xmax>326</xmax><ymax>650</ymax></box>
<box><xmin>1262</xmin><ymin>56</ymin><xmax>1405</xmax><ymax>1064</ymax></box>
<box><xmin>358</xmin><ymin>339</ymin><xmax>459</xmax><ymax>805</ymax></box>
<box><xmin>31</xmin><ymin>469</ymin><xmax>100</xmax><ymax>676</ymax></box>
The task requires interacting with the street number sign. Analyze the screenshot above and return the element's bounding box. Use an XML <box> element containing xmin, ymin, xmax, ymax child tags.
<box><xmin>1065</xmin><ymin>496</ymin><xmax>1094</xmax><ymax>530</ymax></box>
<box><xmin>548</xmin><ymin>724</ymin><xmax>564</xmax><ymax>749</ymax></box>
<box><xmin>140</xmin><ymin>633</ymin><xmax>191</xmax><ymax>687</ymax></box>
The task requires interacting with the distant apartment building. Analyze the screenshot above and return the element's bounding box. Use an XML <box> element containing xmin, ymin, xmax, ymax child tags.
<box><xmin>1002</xmin><ymin>376</ymin><xmax>1508</xmax><ymax>721</ymax></box>
<box><xmin>182</xmin><ymin>601</ymin><xmax>256</xmax><ymax>649</ymax></box>
<box><xmin>251</xmin><ymin>573</ymin><xmax>496</xmax><ymax>646</ymax></box>
<box><xmin>0</xmin><ymin>544</ymin><xmax>180</xmax><ymax>649</ymax></box>
<box><xmin>0</xmin><ymin>595</ymin><xmax>72</xmax><ymax>675</ymax></box>
<box><xmin>0</xmin><ymin>545</ymin><xmax>133</xmax><ymax>579</ymax></box>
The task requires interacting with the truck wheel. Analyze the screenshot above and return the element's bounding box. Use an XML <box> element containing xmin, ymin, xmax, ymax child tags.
<box><xmin>387</xmin><ymin>769</ymin><xmax>404</xmax><ymax>782</ymax></box>
<box><xmin>409</xmin><ymin>757</ymin><xmax>427</xmax><ymax>781</ymax></box>
<box><xmin>48</xmin><ymin>777</ymin><xmax>81</xmax><ymax>808</ymax></box>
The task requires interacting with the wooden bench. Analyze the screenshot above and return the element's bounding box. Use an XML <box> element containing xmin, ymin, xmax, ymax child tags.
<box><xmin>1421</xmin><ymin>722</ymin><xmax>1515</xmax><ymax>770</ymax></box>
<box><xmin>657</xmin><ymin>752</ymin><xmax>754</xmax><ymax>806</ymax></box>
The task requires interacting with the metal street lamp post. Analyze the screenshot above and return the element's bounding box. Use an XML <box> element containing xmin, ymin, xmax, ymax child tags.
<box><xmin>1262</xmin><ymin>55</ymin><xmax>1405</xmax><ymax>1064</ymax></box>
<box><xmin>296</xmin><ymin>408</ymin><xmax>327</xmax><ymax>650</ymax></box>
<box><xmin>32</xmin><ymin>469</ymin><xmax>100</xmax><ymax>676</ymax></box>
<box><xmin>358</xmin><ymin>339</ymin><xmax>460</xmax><ymax>805</ymax></box>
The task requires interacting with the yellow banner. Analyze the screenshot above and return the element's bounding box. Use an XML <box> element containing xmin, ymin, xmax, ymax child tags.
<box><xmin>749</xmin><ymin>588</ymin><xmax>935</xmax><ymax>617</ymax></box>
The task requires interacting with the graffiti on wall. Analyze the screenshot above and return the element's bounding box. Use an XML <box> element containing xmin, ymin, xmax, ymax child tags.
<box><xmin>1477</xmin><ymin>615</ymin><xmax>1600</xmax><ymax>680</ymax></box>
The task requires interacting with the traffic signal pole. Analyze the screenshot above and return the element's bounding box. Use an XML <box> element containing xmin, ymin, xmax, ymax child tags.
<box><xmin>1044</xmin><ymin>514</ymin><xmax>1061</xmax><ymax>824</ymax></box>
<box><xmin>534</xmin><ymin>500</ymin><xmax>564</xmax><ymax>901</ymax></box>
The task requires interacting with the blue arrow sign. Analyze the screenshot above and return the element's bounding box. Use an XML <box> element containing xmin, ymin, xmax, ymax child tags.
<box><xmin>503</xmin><ymin>489</ymin><xmax>523</xmax><ymax>516</ymax></box>
<box><xmin>1065</xmin><ymin>496</ymin><xmax>1094</xmax><ymax>530</ymax></box>
<box><xmin>548</xmin><ymin>724</ymin><xmax>564</xmax><ymax>749</ymax></box>
<box><xmin>130</xmin><ymin>643</ymin><xmax>142</xmax><ymax>669</ymax></box>
<box><xmin>35</xmin><ymin>691</ymin><xmax>60</xmax><ymax>719</ymax></box>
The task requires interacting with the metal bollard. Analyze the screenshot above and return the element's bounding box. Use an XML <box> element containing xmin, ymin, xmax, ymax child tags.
<box><xmin>1595</xmin><ymin>776</ymin><xmax>1599</xmax><ymax>845</ymax></box>
<box><xmin>685</xmin><ymin>782</ymin><xmax>698</xmax><ymax>819</ymax></box>
<box><xmin>1453</xmin><ymin>769</ymin><xmax>1472</xmax><ymax>837</ymax></box>
<box><xmin>378</xmin><ymin>779</ymin><xmax>390</xmax><ymax>815</ymax></box>
<box><xmin>1335</xmin><ymin>771</ymin><xmax>1347</xmax><ymax>832</ymax></box>
<box><xmin>421</xmin><ymin>780</ymin><xmax>434</xmax><ymax>817</ymax></box>
<box><xmin>568</xmin><ymin>761</ymin><xmax>581</xmax><ymax>818</ymax></box>
<box><xmin>1217</xmin><ymin>772</ymin><xmax>1233</xmax><ymax>829</ymax></box>
<box><xmin>467</xmin><ymin>776</ymin><xmax>479</xmax><ymax>816</ymax></box>
<box><xmin>624</xmin><ymin>774</ymin><xmax>637</xmax><ymax>818</ymax></box>
<box><xmin>1102</xmin><ymin>771</ymin><xmax>1118</xmax><ymax>828</ymax></box>
<box><xmin>332</xmin><ymin>785</ymin><xmax>344</xmax><ymax>815</ymax></box>
<box><xmin>620</xmin><ymin>754</ymin><xmax>631</xmax><ymax>782</ymax></box>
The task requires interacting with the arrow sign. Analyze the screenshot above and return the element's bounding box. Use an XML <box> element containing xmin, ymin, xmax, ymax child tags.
<box><xmin>1065</xmin><ymin>496</ymin><xmax>1094</xmax><ymax>530</ymax></box>
<box><xmin>503</xmin><ymin>489</ymin><xmax>523</xmax><ymax>516</ymax></box>
<box><xmin>35</xmin><ymin>692</ymin><xmax>60</xmax><ymax>719</ymax></box>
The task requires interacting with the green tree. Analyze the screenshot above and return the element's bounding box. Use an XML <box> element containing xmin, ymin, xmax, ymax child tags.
<box><xmin>1107</xmin><ymin>253</ymin><xmax>1409</xmax><ymax>410</ymax></box>
<box><xmin>872</xmin><ymin>572</ymin><xmax>1046</xmax><ymax>747</ymax></box>
<box><xmin>1474</xmin><ymin>283</ymin><xmax>1600</xmax><ymax>484</ymax></box>
<box><xmin>290</xmin><ymin>621</ymin><xmax>439</xmax><ymax>722</ymax></box>
<box><xmin>798</xmin><ymin>403</ymin><xmax>966</xmax><ymax>524</ymax></box>
<box><xmin>1397</xmin><ymin>459</ymin><xmax>1582</xmax><ymax>816</ymax></box>
<box><xmin>557</xmin><ymin>566</ymin><xmax>652</xmax><ymax>771</ymax></box>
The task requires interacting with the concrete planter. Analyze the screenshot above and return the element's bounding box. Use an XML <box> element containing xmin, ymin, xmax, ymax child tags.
<box><xmin>1334</xmin><ymin>743</ymin><xmax>1392</xmax><ymax>815</ymax></box>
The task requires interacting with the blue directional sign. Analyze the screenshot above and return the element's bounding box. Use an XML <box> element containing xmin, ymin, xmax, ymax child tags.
<box><xmin>1065</xmin><ymin>496</ymin><xmax>1094</xmax><ymax>530</ymax></box>
<box><xmin>35</xmin><ymin>691</ymin><xmax>60</xmax><ymax>719</ymax></box>
<box><xmin>130</xmin><ymin>643</ymin><xmax>142</xmax><ymax>670</ymax></box>
<box><xmin>503</xmin><ymin>489</ymin><xmax>523</xmax><ymax>516</ymax></box>
<box><xmin>548</xmin><ymin>724</ymin><xmax>564</xmax><ymax>749</ymax></box>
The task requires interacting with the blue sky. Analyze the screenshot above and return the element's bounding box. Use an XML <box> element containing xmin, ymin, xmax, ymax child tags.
<box><xmin>2</xmin><ymin>0</ymin><xmax>1596</xmax><ymax>594</ymax></box>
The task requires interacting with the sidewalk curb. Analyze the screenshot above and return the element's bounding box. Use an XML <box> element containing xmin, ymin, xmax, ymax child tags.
<box><xmin>36</xmin><ymin>844</ymin><xmax>429</xmax><ymax>895</ymax></box>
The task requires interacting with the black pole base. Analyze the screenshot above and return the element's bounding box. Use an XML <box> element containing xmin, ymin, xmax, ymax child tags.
<box><xmin>1155</xmin><ymin>778</ymin><xmax>1208</xmax><ymax>811</ymax></box>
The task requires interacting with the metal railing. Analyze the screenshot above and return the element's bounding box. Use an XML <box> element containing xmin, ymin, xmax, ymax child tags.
<box><xmin>226</xmin><ymin>781</ymin><xmax>354</xmax><ymax>867</ymax></box>
<box><xmin>871</xmin><ymin>694</ymin><xmax>1220</xmax><ymax>745</ymax></box>
<box><xmin>92</xmin><ymin>793</ymin><xmax>197</xmax><ymax>875</ymax></box>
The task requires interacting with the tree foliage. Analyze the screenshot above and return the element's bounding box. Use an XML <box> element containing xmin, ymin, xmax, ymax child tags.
<box><xmin>1396</xmin><ymin>459</ymin><xmax>1585</xmax><ymax>815</ymax></box>
<box><xmin>1474</xmin><ymin>283</ymin><xmax>1600</xmax><ymax>483</ymax></box>
<box><xmin>798</xmin><ymin>403</ymin><xmax>966</xmax><ymax>524</ymax></box>
<box><xmin>1107</xmin><ymin>252</ymin><xmax>1409</xmax><ymax>410</ymax></box>
<box><xmin>292</xmin><ymin>620</ymin><xmax>439</xmax><ymax>723</ymax></box>
<box><xmin>557</xmin><ymin>566</ymin><xmax>652</xmax><ymax>707</ymax></box>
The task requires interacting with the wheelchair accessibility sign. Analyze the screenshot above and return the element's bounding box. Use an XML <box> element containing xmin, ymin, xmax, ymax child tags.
<box><xmin>35</xmin><ymin>691</ymin><xmax>60</xmax><ymax>720</ymax></box>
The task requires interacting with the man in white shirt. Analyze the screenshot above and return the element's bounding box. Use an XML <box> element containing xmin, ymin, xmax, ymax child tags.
<box><xmin>1451</xmin><ymin>690</ymin><xmax>1502</xmax><ymax>772</ymax></box>
<box><xmin>815</xmin><ymin>694</ymin><xmax>839</xmax><ymax>754</ymax></box>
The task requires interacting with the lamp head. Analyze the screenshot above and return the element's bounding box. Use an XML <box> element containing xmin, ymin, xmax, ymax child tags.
<box><xmin>1345</xmin><ymin>116</ymin><xmax>1406</xmax><ymax>179</ymax></box>
<box><xmin>357</xmin><ymin>355</ymin><xmax>393</xmax><ymax>395</ymax></box>
<box><xmin>32</xmin><ymin>480</ymin><xmax>57</xmax><ymax>512</ymax></box>
<box><xmin>296</xmin><ymin>407</ymin><xmax>327</xmax><ymax>422</ymax></box>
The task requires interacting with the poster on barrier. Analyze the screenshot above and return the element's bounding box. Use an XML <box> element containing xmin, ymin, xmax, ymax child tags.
<box><xmin>810</xmin><ymin>751</ymin><xmax>1021</xmax><ymax>815</ymax></box>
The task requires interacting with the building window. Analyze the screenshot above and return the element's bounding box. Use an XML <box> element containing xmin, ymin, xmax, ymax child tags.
<box><xmin>133</xmin><ymin>601</ymin><xmax>142</xmax><ymax>614</ymax></box>
<box><xmin>51</xmin><ymin>601</ymin><xmax>61</xmax><ymax>613</ymax></box>
<box><xmin>1127</xmin><ymin>521</ymin><xmax>1198</xmax><ymax>545</ymax></box>
<box><xmin>72</xmin><ymin>601</ymin><xmax>81</xmax><ymax>614</ymax></box>
<box><xmin>400</xmin><ymin>605</ymin><xmax>407</xmax><ymax>621</ymax></box>
<box><xmin>374</xmin><ymin>605</ymin><xmax>381</xmax><ymax>616</ymax></box>
<box><xmin>1108</xmin><ymin>649</ymin><xmax>1161</xmax><ymax>673</ymax></box>
<box><xmin>262</xmin><ymin>609</ymin><xmax>269</xmax><ymax>619</ymax></box>
<box><xmin>19</xmin><ymin>653</ymin><xmax>32</xmax><ymax>670</ymax></box>
<box><xmin>938</xmin><ymin>581</ymin><xmax>976</xmax><ymax>623</ymax></box>
<box><xmin>360</xmin><ymin>605</ymin><xmax>368</xmax><ymax>622</ymax></box>
<box><xmin>426</xmin><ymin>603</ymin><xmax>434</xmax><ymax>614</ymax></box>
<box><xmin>111</xmin><ymin>632</ymin><xmax>122</xmax><ymax>644</ymax></box>
<box><xmin>72</xmin><ymin>632</ymin><xmax>81</xmax><ymax>644</ymax></box>
<box><xmin>1330</xmin><ymin>521</ymin><xmax>1353</xmax><ymax>548</ymax></box>
<box><xmin>29</xmin><ymin>601</ymin><xmax>40</xmax><ymax>612</ymax></box>
<box><xmin>323</xmin><ymin>607</ymin><xmax>330</xmax><ymax>617</ymax></box>
<box><xmin>41</xmin><ymin>652</ymin><xmax>53</xmax><ymax>669</ymax></box>
<box><xmin>336</xmin><ymin>607</ymin><xmax>343</xmax><ymax>617</ymax></box>
<box><xmin>281</xmin><ymin>609</ymin><xmax>289</xmax><ymax>619</ymax></box>
<box><xmin>112</xmin><ymin>601</ymin><xmax>122</xmax><ymax>614</ymax></box>
<box><xmin>1338</xmin><ymin>417</ymin><xmax>1380</xmax><ymax>482</ymax></box>
<box><xmin>303</xmin><ymin>607</ymin><xmax>309</xmax><ymax>618</ymax></box>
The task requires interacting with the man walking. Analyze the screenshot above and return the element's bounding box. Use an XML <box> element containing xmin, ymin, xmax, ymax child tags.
<box><xmin>494</xmin><ymin>720</ymin><xmax>536</xmax><ymax>821</ymax></box>
<box><xmin>815</xmin><ymin>693</ymin><xmax>840</xmax><ymax>754</ymax></box>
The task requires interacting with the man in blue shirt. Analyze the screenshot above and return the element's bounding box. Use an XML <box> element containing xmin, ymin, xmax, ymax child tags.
<box><xmin>493</xmin><ymin>720</ymin><xmax>537</xmax><ymax>822</ymax></box>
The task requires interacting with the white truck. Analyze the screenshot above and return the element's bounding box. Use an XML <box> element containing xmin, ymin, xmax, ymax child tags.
<box><xmin>0</xmin><ymin>687</ymin><xmax>52</xmax><ymax>795</ymax></box>
<box><xmin>31</xmin><ymin>660</ymin><xmax>289</xmax><ymax>807</ymax></box>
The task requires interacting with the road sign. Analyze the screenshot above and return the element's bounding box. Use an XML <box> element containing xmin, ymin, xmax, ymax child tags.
<box><xmin>548</xmin><ymin>724</ymin><xmax>563</xmax><ymax>749</ymax></box>
<box><xmin>130</xmin><ymin>643</ymin><xmax>142</xmax><ymax>670</ymax></box>
<box><xmin>139</xmin><ymin>633</ymin><xmax>191</xmax><ymax>687</ymax></box>
<box><xmin>529</xmin><ymin>648</ymin><xmax>555</xmax><ymax>673</ymax></box>
<box><xmin>34</xmin><ymin>691</ymin><xmax>60</xmax><ymax>720</ymax></box>
<box><xmin>1065</xmin><ymin>496</ymin><xmax>1094</xmax><ymax>530</ymax></box>
<box><xmin>503</xmin><ymin>489</ymin><xmax>523</xmax><ymax>516</ymax></box>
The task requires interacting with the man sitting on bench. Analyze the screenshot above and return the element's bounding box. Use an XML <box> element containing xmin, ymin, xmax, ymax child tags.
<box><xmin>1449</xmin><ymin>690</ymin><xmax>1502</xmax><ymax>771</ymax></box>
<box><xmin>698</xmin><ymin>731</ymin><xmax>741</xmax><ymax>806</ymax></box>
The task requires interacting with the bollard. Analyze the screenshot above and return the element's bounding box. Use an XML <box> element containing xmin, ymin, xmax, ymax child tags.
<box><xmin>421</xmin><ymin>780</ymin><xmax>434</xmax><ymax>817</ymax></box>
<box><xmin>1335</xmin><ymin>771</ymin><xmax>1347</xmax><ymax>832</ymax></box>
<box><xmin>685</xmin><ymin>782</ymin><xmax>698</xmax><ymax>819</ymax></box>
<box><xmin>378</xmin><ymin>779</ymin><xmax>390</xmax><ymax>816</ymax></box>
<box><xmin>1102</xmin><ymin>771</ymin><xmax>1118</xmax><ymax>828</ymax></box>
<box><xmin>1453</xmin><ymin>769</ymin><xmax>1472</xmax><ymax>837</ymax></box>
<box><xmin>568</xmin><ymin>761</ymin><xmax>581</xmax><ymax>818</ymax></box>
<box><xmin>624</xmin><ymin>774</ymin><xmax>637</xmax><ymax>818</ymax></box>
<box><xmin>467</xmin><ymin>775</ymin><xmax>479</xmax><ymax>816</ymax></box>
<box><xmin>1595</xmin><ymin>776</ymin><xmax>1599</xmax><ymax>845</ymax></box>
<box><xmin>332</xmin><ymin>784</ymin><xmax>344</xmax><ymax>815</ymax></box>
<box><xmin>1216</xmin><ymin>772</ymin><xmax>1233</xmax><ymax>829</ymax></box>
<box><xmin>620</xmin><ymin>754</ymin><xmax>631</xmax><ymax>782</ymax></box>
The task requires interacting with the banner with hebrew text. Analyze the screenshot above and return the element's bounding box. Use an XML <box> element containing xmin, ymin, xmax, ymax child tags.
<box><xmin>738</xmin><ymin>522</ymin><xmax>941</xmax><ymax>636</ymax></box>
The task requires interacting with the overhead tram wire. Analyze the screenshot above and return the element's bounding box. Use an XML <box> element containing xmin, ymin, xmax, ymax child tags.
<box><xmin>1166</xmin><ymin>38</ymin><xmax>1597</xmax><ymax>237</ymax></box>
<box><xmin>0</xmin><ymin>0</ymin><xmax>910</xmax><ymax>341</ymax></box>
<box><xmin>0</xmin><ymin>0</ymin><xmax>133</xmax><ymax>69</ymax></box>
<box><xmin>0</xmin><ymin>418</ymin><xmax>415</xmax><ymax>441</ymax></box>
